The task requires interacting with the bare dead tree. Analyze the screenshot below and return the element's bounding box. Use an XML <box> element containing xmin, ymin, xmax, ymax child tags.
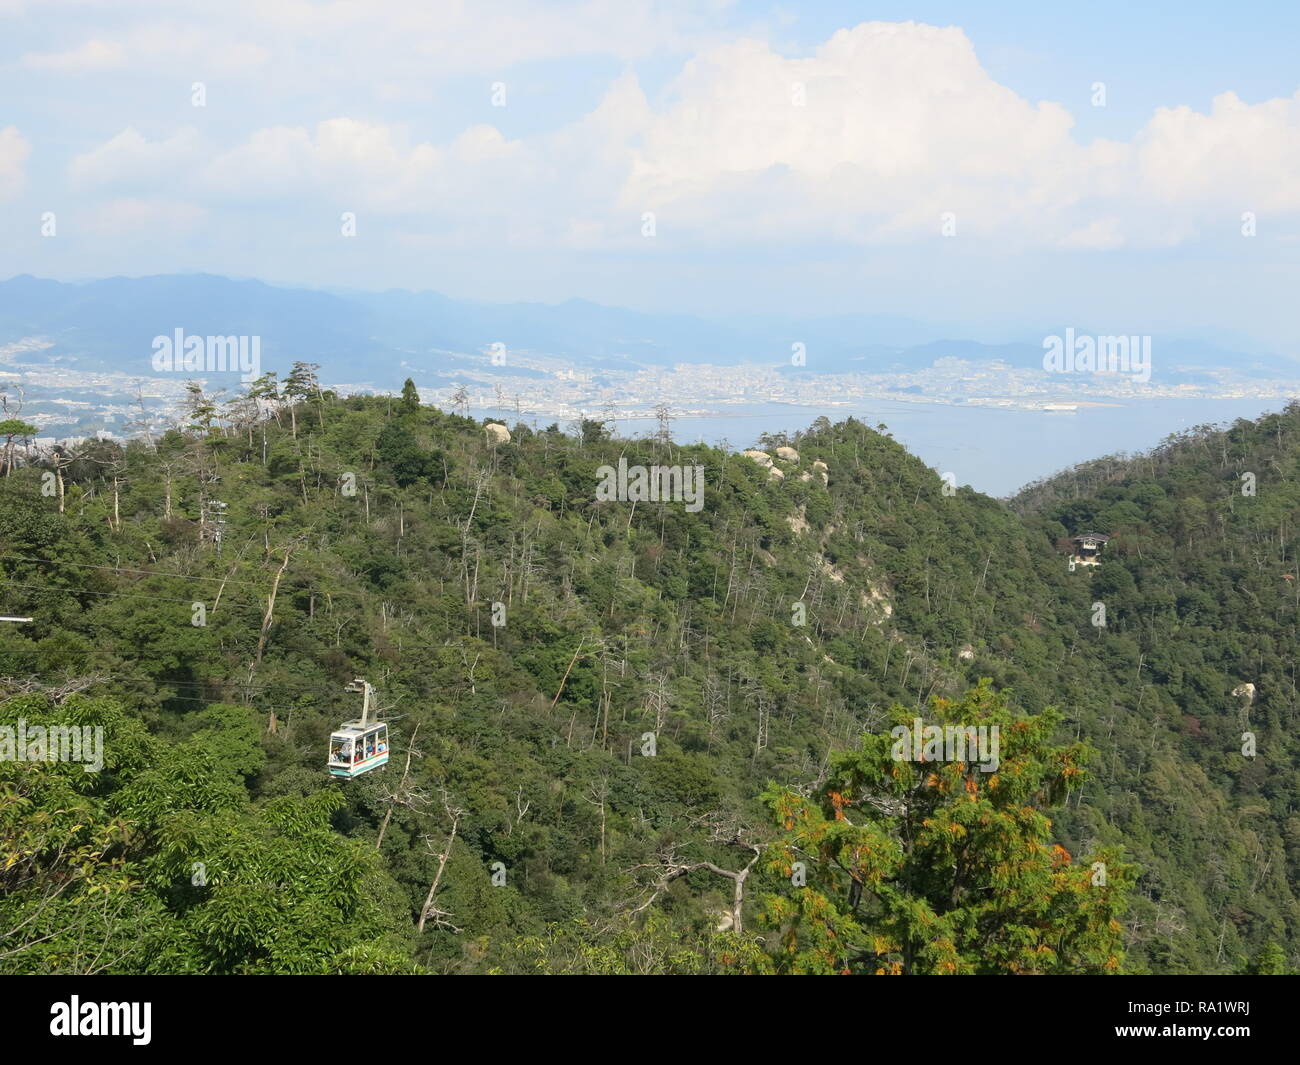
<box><xmin>549</xmin><ymin>636</ymin><xmax>586</xmax><ymax>713</ymax></box>
<box><xmin>417</xmin><ymin>787</ymin><xmax>465</xmax><ymax>935</ymax></box>
<box><xmin>125</xmin><ymin>384</ymin><xmax>156</xmax><ymax>450</ymax></box>
<box><xmin>376</xmin><ymin>724</ymin><xmax>426</xmax><ymax>850</ymax></box>
<box><xmin>584</xmin><ymin>776</ymin><xmax>610</xmax><ymax>864</ymax></box>
<box><xmin>641</xmin><ymin>672</ymin><xmax>673</xmax><ymax>733</ymax></box>
<box><xmin>627</xmin><ymin>815</ymin><xmax>765</xmax><ymax>934</ymax></box>
<box><xmin>0</xmin><ymin>674</ymin><xmax>106</xmax><ymax>703</ymax></box>
<box><xmin>704</xmin><ymin>671</ymin><xmax>728</xmax><ymax>750</ymax></box>
<box><xmin>504</xmin><ymin>783</ymin><xmax>532</xmax><ymax>839</ymax></box>
<box><xmin>44</xmin><ymin>445</ymin><xmax>73</xmax><ymax>514</ymax></box>
<box><xmin>251</xmin><ymin>537</ymin><xmax>302</xmax><ymax>677</ymax></box>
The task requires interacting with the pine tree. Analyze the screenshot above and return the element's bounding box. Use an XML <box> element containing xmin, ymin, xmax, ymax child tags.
<box><xmin>760</xmin><ymin>680</ymin><xmax>1135</xmax><ymax>974</ymax></box>
<box><xmin>0</xmin><ymin>418</ymin><xmax>38</xmax><ymax>477</ymax></box>
<box><xmin>400</xmin><ymin>378</ymin><xmax>421</xmax><ymax>416</ymax></box>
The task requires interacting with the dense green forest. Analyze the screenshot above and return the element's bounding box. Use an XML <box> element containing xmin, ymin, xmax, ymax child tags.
<box><xmin>1</xmin><ymin>368</ymin><xmax>1296</xmax><ymax>974</ymax></box>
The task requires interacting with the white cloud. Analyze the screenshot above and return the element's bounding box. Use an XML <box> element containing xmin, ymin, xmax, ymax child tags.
<box><xmin>69</xmin><ymin>127</ymin><xmax>204</xmax><ymax>191</ymax></box>
<box><xmin>18</xmin><ymin>0</ymin><xmax>719</xmax><ymax>89</ymax></box>
<box><xmin>0</xmin><ymin>125</ymin><xmax>30</xmax><ymax>199</ymax></box>
<box><xmin>595</xmin><ymin>22</ymin><xmax>1300</xmax><ymax>250</ymax></box>
<box><xmin>238</xmin><ymin>0</ymin><xmax>724</xmax><ymax>72</ymax></box>
<box><xmin>1058</xmin><ymin>218</ymin><xmax>1126</xmax><ymax>251</ymax></box>
<box><xmin>22</xmin><ymin>24</ymin><xmax>268</xmax><ymax>75</ymax></box>
<box><xmin>1136</xmin><ymin>91</ymin><xmax>1300</xmax><ymax>214</ymax></box>
<box><xmin>22</xmin><ymin>38</ymin><xmax>126</xmax><ymax>72</ymax></box>
<box><xmin>613</xmin><ymin>24</ymin><xmax>1106</xmax><ymax>245</ymax></box>
<box><xmin>45</xmin><ymin>20</ymin><xmax>1300</xmax><ymax>255</ymax></box>
<box><xmin>199</xmin><ymin>126</ymin><xmax>327</xmax><ymax>202</ymax></box>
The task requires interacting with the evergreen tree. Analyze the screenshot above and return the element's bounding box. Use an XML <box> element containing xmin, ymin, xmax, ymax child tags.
<box><xmin>760</xmin><ymin>681</ymin><xmax>1135</xmax><ymax>974</ymax></box>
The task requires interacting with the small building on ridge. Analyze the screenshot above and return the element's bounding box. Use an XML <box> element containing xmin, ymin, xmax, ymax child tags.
<box><xmin>1070</xmin><ymin>532</ymin><xmax>1110</xmax><ymax>568</ymax></box>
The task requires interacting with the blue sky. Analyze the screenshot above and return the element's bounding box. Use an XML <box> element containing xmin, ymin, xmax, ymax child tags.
<box><xmin>2</xmin><ymin>1</ymin><xmax>1298</xmax><ymax>349</ymax></box>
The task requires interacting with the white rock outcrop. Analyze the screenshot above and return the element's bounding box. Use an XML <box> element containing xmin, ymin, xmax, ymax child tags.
<box><xmin>861</xmin><ymin>581</ymin><xmax>893</xmax><ymax>620</ymax></box>
<box><xmin>775</xmin><ymin>446</ymin><xmax>800</xmax><ymax>463</ymax></box>
<box><xmin>743</xmin><ymin>449</ymin><xmax>773</xmax><ymax>467</ymax></box>
<box><xmin>484</xmin><ymin>423</ymin><xmax>511</xmax><ymax>445</ymax></box>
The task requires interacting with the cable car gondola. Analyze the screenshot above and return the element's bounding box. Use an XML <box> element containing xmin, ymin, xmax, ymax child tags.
<box><xmin>328</xmin><ymin>677</ymin><xmax>389</xmax><ymax>779</ymax></box>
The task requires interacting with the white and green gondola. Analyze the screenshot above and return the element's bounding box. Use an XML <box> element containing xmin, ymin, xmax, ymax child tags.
<box><xmin>328</xmin><ymin>677</ymin><xmax>389</xmax><ymax>779</ymax></box>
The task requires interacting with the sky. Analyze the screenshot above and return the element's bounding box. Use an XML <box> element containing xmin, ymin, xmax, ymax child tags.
<box><xmin>2</xmin><ymin>1</ymin><xmax>1299</xmax><ymax>348</ymax></box>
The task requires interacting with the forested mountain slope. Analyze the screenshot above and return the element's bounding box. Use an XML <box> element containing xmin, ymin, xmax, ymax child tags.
<box><xmin>1</xmin><ymin>378</ymin><xmax>1296</xmax><ymax>973</ymax></box>
<box><xmin>1013</xmin><ymin>408</ymin><xmax>1300</xmax><ymax>972</ymax></box>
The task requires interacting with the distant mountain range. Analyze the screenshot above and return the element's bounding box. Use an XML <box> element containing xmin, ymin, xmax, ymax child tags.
<box><xmin>1</xmin><ymin>273</ymin><xmax>1296</xmax><ymax>389</ymax></box>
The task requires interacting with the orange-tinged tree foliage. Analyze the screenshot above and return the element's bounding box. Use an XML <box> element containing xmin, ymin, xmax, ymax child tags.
<box><xmin>757</xmin><ymin>680</ymin><xmax>1135</xmax><ymax>974</ymax></box>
